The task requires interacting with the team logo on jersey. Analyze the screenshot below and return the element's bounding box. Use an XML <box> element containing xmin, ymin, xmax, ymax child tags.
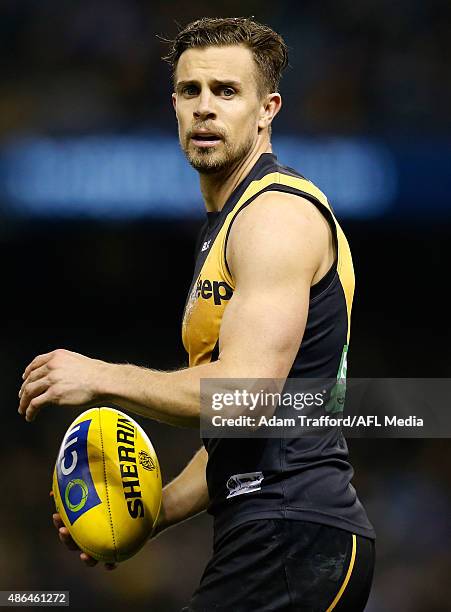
<box><xmin>201</xmin><ymin>239</ymin><xmax>211</xmax><ymax>252</ymax></box>
<box><xmin>326</xmin><ymin>344</ymin><xmax>348</xmax><ymax>414</ymax></box>
<box><xmin>226</xmin><ymin>472</ymin><xmax>264</xmax><ymax>499</ymax></box>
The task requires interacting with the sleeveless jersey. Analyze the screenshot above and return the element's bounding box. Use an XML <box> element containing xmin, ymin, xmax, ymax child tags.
<box><xmin>182</xmin><ymin>153</ymin><xmax>375</xmax><ymax>541</ymax></box>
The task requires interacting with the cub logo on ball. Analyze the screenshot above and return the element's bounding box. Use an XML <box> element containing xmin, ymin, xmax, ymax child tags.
<box><xmin>56</xmin><ymin>419</ymin><xmax>101</xmax><ymax>524</ymax></box>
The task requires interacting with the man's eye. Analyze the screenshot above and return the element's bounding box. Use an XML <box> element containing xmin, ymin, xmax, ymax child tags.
<box><xmin>222</xmin><ymin>87</ymin><xmax>235</xmax><ymax>97</ymax></box>
<box><xmin>183</xmin><ymin>86</ymin><xmax>198</xmax><ymax>96</ymax></box>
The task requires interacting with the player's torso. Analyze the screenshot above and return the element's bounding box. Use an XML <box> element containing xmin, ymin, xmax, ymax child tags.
<box><xmin>182</xmin><ymin>152</ymin><xmax>375</xmax><ymax>541</ymax></box>
<box><xmin>182</xmin><ymin>211</ymin><xmax>232</xmax><ymax>367</ymax></box>
<box><xmin>183</xmin><ymin>153</ymin><xmax>353</xmax><ymax>367</ymax></box>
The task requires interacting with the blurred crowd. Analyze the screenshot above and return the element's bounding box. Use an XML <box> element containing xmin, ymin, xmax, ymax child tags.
<box><xmin>1</xmin><ymin>0</ymin><xmax>450</xmax><ymax>138</ymax></box>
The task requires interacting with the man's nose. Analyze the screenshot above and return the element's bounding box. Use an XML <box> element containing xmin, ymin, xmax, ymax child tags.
<box><xmin>193</xmin><ymin>91</ymin><xmax>216</xmax><ymax>120</ymax></box>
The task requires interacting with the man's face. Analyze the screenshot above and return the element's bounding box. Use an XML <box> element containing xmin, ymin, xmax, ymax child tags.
<box><xmin>173</xmin><ymin>45</ymin><xmax>265</xmax><ymax>175</ymax></box>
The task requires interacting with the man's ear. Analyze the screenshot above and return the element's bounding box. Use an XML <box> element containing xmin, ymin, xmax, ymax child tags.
<box><xmin>258</xmin><ymin>93</ymin><xmax>282</xmax><ymax>130</ymax></box>
<box><xmin>172</xmin><ymin>92</ymin><xmax>177</xmax><ymax>115</ymax></box>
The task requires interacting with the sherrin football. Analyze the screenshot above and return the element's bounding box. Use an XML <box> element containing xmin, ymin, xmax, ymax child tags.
<box><xmin>52</xmin><ymin>406</ymin><xmax>162</xmax><ymax>563</ymax></box>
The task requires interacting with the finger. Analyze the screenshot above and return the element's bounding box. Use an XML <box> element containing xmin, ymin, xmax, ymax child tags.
<box><xmin>80</xmin><ymin>552</ymin><xmax>98</xmax><ymax>567</ymax></box>
<box><xmin>105</xmin><ymin>563</ymin><xmax>117</xmax><ymax>571</ymax></box>
<box><xmin>24</xmin><ymin>390</ymin><xmax>53</xmax><ymax>422</ymax></box>
<box><xmin>19</xmin><ymin>364</ymin><xmax>50</xmax><ymax>398</ymax></box>
<box><xmin>52</xmin><ymin>513</ymin><xmax>62</xmax><ymax>528</ymax></box>
<box><xmin>58</xmin><ymin>527</ymin><xmax>80</xmax><ymax>551</ymax></box>
<box><xmin>52</xmin><ymin>513</ymin><xmax>63</xmax><ymax>530</ymax></box>
<box><xmin>23</xmin><ymin>351</ymin><xmax>55</xmax><ymax>380</ymax></box>
<box><xmin>19</xmin><ymin>377</ymin><xmax>50</xmax><ymax>416</ymax></box>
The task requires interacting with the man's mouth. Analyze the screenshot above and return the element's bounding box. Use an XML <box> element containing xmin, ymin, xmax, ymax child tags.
<box><xmin>190</xmin><ymin>132</ymin><xmax>223</xmax><ymax>148</ymax></box>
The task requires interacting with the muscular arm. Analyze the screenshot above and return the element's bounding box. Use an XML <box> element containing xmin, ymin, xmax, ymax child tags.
<box><xmin>19</xmin><ymin>194</ymin><xmax>333</xmax><ymax>425</ymax></box>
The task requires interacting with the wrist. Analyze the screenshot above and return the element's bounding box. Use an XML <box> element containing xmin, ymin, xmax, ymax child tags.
<box><xmin>150</xmin><ymin>488</ymin><xmax>174</xmax><ymax>538</ymax></box>
<box><xmin>95</xmin><ymin>361</ymin><xmax>134</xmax><ymax>404</ymax></box>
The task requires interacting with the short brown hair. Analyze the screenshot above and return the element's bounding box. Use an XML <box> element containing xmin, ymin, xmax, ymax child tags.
<box><xmin>162</xmin><ymin>17</ymin><xmax>289</xmax><ymax>97</ymax></box>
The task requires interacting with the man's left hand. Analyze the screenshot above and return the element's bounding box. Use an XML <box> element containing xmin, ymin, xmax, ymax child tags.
<box><xmin>18</xmin><ymin>349</ymin><xmax>111</xmax><ymax>422</ymax></box>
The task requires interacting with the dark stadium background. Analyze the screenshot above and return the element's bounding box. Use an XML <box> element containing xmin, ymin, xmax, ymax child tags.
<box><xmin>1</xmin><ymin>2</ymin><xmax>450</xmax><ymax>611</ymax></box>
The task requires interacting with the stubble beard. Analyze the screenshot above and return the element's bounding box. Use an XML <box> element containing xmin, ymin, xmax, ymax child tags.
<box><xmin>182</xmin><ymin>132</ymin><xmax>255</xmax><ymax>176</ymax></box>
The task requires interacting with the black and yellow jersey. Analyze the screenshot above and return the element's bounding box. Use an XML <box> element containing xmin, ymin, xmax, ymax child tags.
<box><xmin>182</xmin><ymin>153</ymin><xmax>375</xmax><ymax>541</ymax></box>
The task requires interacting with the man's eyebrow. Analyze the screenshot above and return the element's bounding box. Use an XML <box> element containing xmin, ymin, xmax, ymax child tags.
<box><xmin>175</xmin><ymin>79</ymin><xmax>242</xmax><ymax>92</ymax></box>
<box><xmin>175</xmin><ymin>80</ymin><xmax>198</xmax><ymax>92</ymax></box>
<box><xmin>210</xmin><ymin>79</ymin><xmax>242</xmax><ymax>89</ymax></box>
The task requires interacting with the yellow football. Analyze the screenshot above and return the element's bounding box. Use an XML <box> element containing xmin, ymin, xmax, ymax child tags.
<box><xmin>52</xmin><ymin>406</ymin><xmax>162</xmax><ymax>563</ymax></box>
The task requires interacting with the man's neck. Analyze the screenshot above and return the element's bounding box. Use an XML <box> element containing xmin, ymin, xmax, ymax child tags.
<box><xmin>199</xmin><ymin>141</ymin><xmax>273</xmax><ymax>212</ymax></box>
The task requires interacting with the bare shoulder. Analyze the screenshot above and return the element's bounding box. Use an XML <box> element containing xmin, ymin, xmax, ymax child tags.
<box><xmin>227</xmin><ymin>190</ymin><xmax>334</xmax><ymax>284</ymax></box>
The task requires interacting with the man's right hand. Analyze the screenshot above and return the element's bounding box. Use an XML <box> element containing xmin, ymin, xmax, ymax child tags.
<box><xmin>52</xmin><ymin>513</ymin><xmax>117</xmax><ymax>570</ymax></box>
